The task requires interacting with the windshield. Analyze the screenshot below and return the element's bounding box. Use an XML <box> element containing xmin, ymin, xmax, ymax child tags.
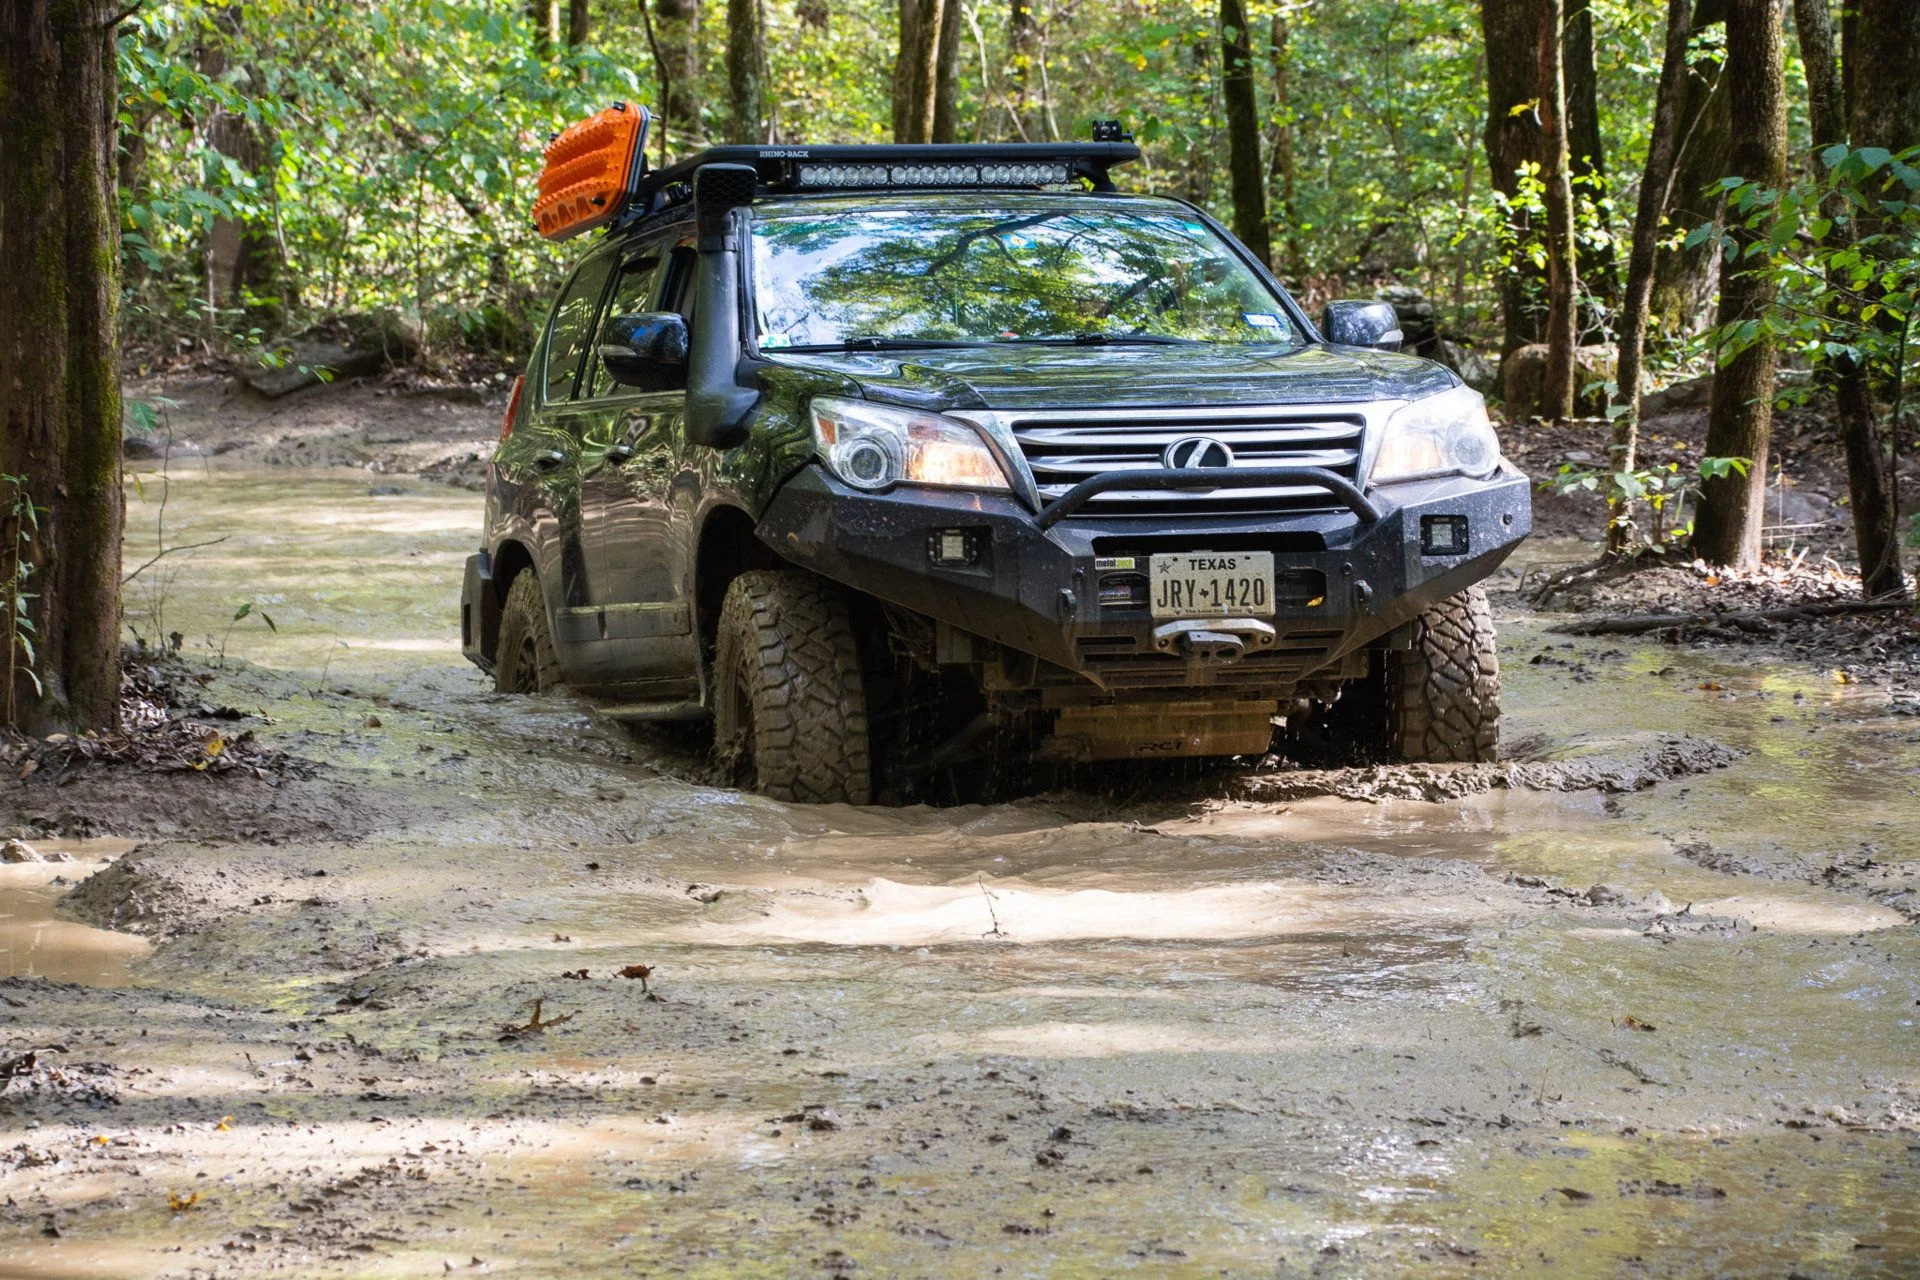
<box><xmin>750</xmin><ymin>201</ymin><xmax>1296</xmax><ymax>350</ymax></box>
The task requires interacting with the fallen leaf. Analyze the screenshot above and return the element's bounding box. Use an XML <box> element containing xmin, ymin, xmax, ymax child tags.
<box><xmin>364</xmin><ymin>715</ymin><xmax>382</xmax><ymax>728</ymax></box>
<box><xmin>1554</xmin><ymin>1187</ymin><xmax>1593</xmax><ymax>1202</ymax></box>
<box><xmin>1621</xmin><ymin>1015</ymin><xmax>1657</xmax><ymax>1032</ymax></box>
<box><xmin>168</xmin><ymin>1190</ymin><xmax>199</xmax><ymax>1212</ymax></box>
<box><xmin>560</xmin><ymin>968</ymin><xmax>590</xmax><ymax>980</ymax></box>
<box><xmin>553</xmin><ymin>933</ymin><xmax>572</xmax><ymax>943</ymax></box>
<box><xmin>617</xmin><ymin>964</ymin><xmax>654</xmax><ymax>992</ymax></box>
<box><xmin>216</xmin><ymin>1115</ymin><xmax>233</xmax><ymax>1131</ymax></box>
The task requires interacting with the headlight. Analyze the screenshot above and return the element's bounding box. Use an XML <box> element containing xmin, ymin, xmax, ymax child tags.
<box><xmin>808</xmin><ymin>397</ymin><xmax>1011</xmax><ymax>492</ymax></box>
<box><xmin>1370</xmin><ymin>384</ymin><xmax>1502</xmax><ymax>484</ymax></box>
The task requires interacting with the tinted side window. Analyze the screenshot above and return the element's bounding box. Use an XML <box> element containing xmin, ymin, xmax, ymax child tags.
<box><xmin>582</xmin><ymin>249</ymin><xmax>668</xmax><ymax>400</ymax></box>
<box><xmin>541</xmin><ymin>254</ymin><xmax>616</xmax><ymax>403</ymax></box>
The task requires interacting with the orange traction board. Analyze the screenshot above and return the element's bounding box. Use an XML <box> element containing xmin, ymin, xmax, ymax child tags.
<box><xmin>534</xmin><ymin>102</ymin><xmax>651</xmax><ymax>241</ymax></box>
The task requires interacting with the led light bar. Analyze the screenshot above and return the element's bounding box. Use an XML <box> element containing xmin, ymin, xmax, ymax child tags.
<box><xmin>795</xmin><ymin>160</ymin><xmax>1071</xmax><ymax>189</ymax></box>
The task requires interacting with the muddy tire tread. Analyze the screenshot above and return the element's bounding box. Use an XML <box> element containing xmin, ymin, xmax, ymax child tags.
<box><xmin>713</xmin><ymin>571</ymin><xmax>872</xmax><ymax>805</ymax></box>
<box><xmin>495</xmin><ymin>569</ymin><xmax>561</xmax><ymax>694</ymax></box>
<box><xmin>1388</xmin><ymin>586</ymin><xmax>1500</xmax><ymax>763</ymax></box>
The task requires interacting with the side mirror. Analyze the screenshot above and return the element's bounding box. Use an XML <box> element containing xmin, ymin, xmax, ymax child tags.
<box><xmin>600</xmin><ymin>312</ymin><xmax>689</xmax><ymax>388</ymax></box>
<box><xmin>1321</xmin><ymin>300</ymin><xmax>1404</xmax><ymax>352</ymax></box>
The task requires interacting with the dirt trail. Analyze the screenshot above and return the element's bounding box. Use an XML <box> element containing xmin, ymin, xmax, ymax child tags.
<box><xmin>2</xmin><ymin>471</ymin><xmax>1919</xmax><ymax>1276</ymax></box>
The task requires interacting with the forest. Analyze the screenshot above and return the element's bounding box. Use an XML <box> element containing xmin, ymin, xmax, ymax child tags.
<box><xmin>3</xmin><ymin>4</ymin><xmax>1920</xmax><ymax>1274</ymax></box>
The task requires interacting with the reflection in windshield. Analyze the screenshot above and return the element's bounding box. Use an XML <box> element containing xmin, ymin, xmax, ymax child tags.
<box><xmin>751</xmin><ymin>202</ymin><xmax>1295</xmax><ymax>349</ymax></box>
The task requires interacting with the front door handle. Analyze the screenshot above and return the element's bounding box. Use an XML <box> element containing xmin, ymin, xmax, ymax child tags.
<box><xmin>531</xmin><ymin>449</ymin><xmax>568</xmax><ymax>472</ymax></box>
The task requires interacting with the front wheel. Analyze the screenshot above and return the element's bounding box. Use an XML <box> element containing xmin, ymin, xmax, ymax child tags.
<box><xmin>711</xmin><ymin>571</ymin><xmax>873</xmax><ymax>804</ymax></box>
<box><xmin>1386</xmin><ymin>585</ymin><xmax>1501</xmax><ymax>763</ymax></box>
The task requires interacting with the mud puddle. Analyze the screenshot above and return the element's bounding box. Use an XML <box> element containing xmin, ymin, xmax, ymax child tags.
<box><xmin>0</xmin><ymin>840</ymin><xmax>144</xmax><ymax>985</ymax></box>
<box><xmin>3</xmin><ymin>473</ymin><xmax>1918</xmax><ymax>1275</ymax></box>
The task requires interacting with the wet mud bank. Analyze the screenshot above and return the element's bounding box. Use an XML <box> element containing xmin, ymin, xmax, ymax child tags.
<box><xmin>2</xmin><ymin>476</ymin><xmax>1918</xmax><ymax>1276</ymax></box>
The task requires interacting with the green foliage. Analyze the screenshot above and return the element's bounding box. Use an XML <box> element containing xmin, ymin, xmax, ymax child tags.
<box><xmin>1546</xmin><ymin>455</ymin><xmax>1751</xmax><ymax>549</ymax></box>
<box><xmin>113</xmin><ymin>1</ymin><xmax>1676</xmax><ymax>360</ymax></box>
<box><xmin>1</xmin><ymin>476</ymin><xmax>44</xmax><ymax>727</ymax></box>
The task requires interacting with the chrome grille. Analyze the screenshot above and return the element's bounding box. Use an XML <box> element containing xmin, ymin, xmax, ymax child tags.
<box><xmin>1007</xmin><ymin>407</ymin><xmax>1369</xmax><ymax>518</ymax></box>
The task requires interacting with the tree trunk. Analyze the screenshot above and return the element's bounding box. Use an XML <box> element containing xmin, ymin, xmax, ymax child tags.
<box><xmin>1007</xmin><ymin>0</ymin><xmax>1034</xmax><ymax>139</ymax></box>
<box><xmin>198</xmin><ymin>10</ymin><xmax>287</xmax><ymax>334</ymax></box>
<box><xmin>1652</xmin><ymin>0</ymin><xmax>1732</xmax><ymax>333</ymax></box>
<box><xmin>1694</xmin><ymin>0</ymin><xmax>1786</xmax><ymax>569</ymax></box>
<box><xmin>1608</xmin><ymin>0</ymin><xmax>1693</xmax><ymax>552</ymax></box>
<box><xmin>1564</xmin><ymin>0</ymin><xmax>1615</xmax><ymax>313</ymax></box>
<box><xmin>726</xmin><ymin>0</ymin><xmax>766</xmax><ymax>143</ymax></box>
<box><xmin>1269</xmin><ymin>9</ymin><xmax>1303</xmax><ymax>281</ymax></box>
<box><xmin>1837</xmin><ymin>0</ymin><xmax>1919</xmax><ymax>596</ymax></box>
<box><xmin>528</xmin><ymin>0</ymin><xmax>559</xmax><ymax>55</ymax></box>
<box><xmin>930</xmin><ymin>0</ymin><xmax>963</xmax><ymax>143</ymax></box>
<box><xmin>651</xmin><ymin>0</ymin><xmax>701</xmax><ymax>157</ymax></box>
<box><xmin>567</xmin><ymin>0</ymin><xmax>590</xmax><ymax>46</ymax></box>
<box><xmin>1220</xmin><ymin>0</ymin><xmax>1270</xmax><ymax>266</ymax></box>
<box><xmin>1479</xmin><ymin>0</ymin><xmax>1545</xmax><ymax>356</ymax></box>
<box><xmin>893</xmin><ymin>0</ymin><xmax>945</xmax><ymax>143</ymax></box>
<box><xmin>0</xmin><ymin>0</ymin><xmax>126</xmax><ymax>733</ymax></box>
<box><xmin>1538</xmin><ymin>0</ymin><xmax>1579</xmax><ymax>421</ymax></box>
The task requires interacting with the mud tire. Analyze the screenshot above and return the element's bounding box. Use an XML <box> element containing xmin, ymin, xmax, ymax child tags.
<box><xmin>712</xmin><ymin>571</ymin><xmax>873</xmax><ymax>805</ymax></box>
<box><xmin>494</xmin><ymin>570</ymin><xmax>561</xmax><ymax>694</ymax></box>
<box><xmin>1386</xmin><ymin>586</ymin><xmax>1500</xmax><ymax>763</ymax></box>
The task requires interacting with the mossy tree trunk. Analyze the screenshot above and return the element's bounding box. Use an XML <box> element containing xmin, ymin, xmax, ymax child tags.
<box><xmin>1839</xmin><ymin>0</ymin><xmax>1918</xmax><ymax>596</ymax></box>
<box><xmin>892</xmin><ymin>0</ymin><xmax>945</xmax><ymax>143</ymax></box>
<box><xmin>1564</xmin><ymin>0</ymin><xmax>1615</xmax><ymax>316</ymax></box>
<box><xmin>1694</xmin><ymin>0</ymin><xmax>1786</xmax><ymax>570</ymax></box>
<box><xmin>1479</xmin><ymin>0</ymin><xmax>1546</xmax><ymax>357</ymax></box>
<box><xmin>1220</xmin><ymin>0</ymin><xmax>1270</xmax><ymax>267</ymax></box>
<box><xmin>725</xmin><ymin>0</ymin><xmax>766</xmax><ymax>143</ymax></box>
<box><xmin>0</xmin><ymin>0</ymin><xmax>127</xmax><ymax>733</ymax></box>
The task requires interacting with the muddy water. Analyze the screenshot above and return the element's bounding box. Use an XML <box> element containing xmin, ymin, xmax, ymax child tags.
<box><xmin>3</xmin><ymin>474</ymin><xmax>1918</xmax><ymax>1276</ymax></box>
<box><xmin>0</xmin><ymin>841</ymin><xmax>144</xmax><ymax>984</ymax></box>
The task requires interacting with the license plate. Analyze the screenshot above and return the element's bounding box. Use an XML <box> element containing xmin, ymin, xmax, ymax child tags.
<box><xmin>1148</xmin><ymin>552</ymin><xmax>1275</xmax><ymax>619</ymax></box>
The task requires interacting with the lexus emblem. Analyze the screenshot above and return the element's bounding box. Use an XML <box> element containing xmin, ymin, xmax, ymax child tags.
<box><xmin>1163</xmin><ymin>436</ymin><xmax>1235</xmax><ymax>470</ymax></box>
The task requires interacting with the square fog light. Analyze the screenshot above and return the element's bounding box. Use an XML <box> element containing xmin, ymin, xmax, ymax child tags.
<box><xmin>927</xmin><ymin>527</ymin><xmax>985</xmax><ymax>567</ymax></box>
<box><xmin>1420</xmin><ymin>514</ymin><xmax>1469</xmax><ymax>556</ymax></box>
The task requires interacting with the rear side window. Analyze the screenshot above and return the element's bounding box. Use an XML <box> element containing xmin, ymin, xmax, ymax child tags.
<box><xmin>541</xmin><ymin>255</ymin><xmax>615</xmax><ymax>403</ymax></box>
<box><xmin>582</xmin><ymin>250</ymin><xmax>667</xmax><ymax>400</ymax></box>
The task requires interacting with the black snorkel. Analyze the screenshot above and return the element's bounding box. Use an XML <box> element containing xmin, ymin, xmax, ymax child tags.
<box><xmin>684</xmin><ymin>163</ymin><xmax>760</xmax><ymax>449</ymax></box>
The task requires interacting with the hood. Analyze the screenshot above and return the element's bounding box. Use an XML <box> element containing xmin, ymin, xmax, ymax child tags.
<box><xmin>760</xmin><ymin>342</ymin><xmax>1457</xmax><ymax>412</ymax></box>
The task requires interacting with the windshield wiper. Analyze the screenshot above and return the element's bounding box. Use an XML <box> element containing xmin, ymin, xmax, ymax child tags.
<box><xmin>1000</xmin><ymin>332</ymin><xmax>1202</xmax><ymax>346</ymax></box>
<box><xmin>779</xmin><ymin>336</ymin><xmax>993</xmax><ymax>352</ymax></box>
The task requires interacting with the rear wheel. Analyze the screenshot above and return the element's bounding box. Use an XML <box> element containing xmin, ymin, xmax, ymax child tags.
<box><xmin>712</xmin><ymin>570</ymin><xmax>873</xmax><ymax>804</ymax></box>
<box><xmin>495</xmin><ymin>570</ymin><xmax>561</xmax><ymax>694</ymax></box>
<box><xmin>1386</xmin><ymin>586</ymin><xmax>1501</xmax><ymax>762</ymax></box>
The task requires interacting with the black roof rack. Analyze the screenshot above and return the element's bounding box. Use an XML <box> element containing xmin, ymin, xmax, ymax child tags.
<box><xmin>614</xmin><ymin>131</ymin><xmax>1141</xmax><ymax>225</ymax></box>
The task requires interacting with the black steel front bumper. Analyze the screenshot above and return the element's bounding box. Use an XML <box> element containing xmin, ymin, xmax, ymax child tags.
<box><xmin>756</xmin><ymin>463</ymin><xmax>1532</xmax><ymax>691</ymax></box>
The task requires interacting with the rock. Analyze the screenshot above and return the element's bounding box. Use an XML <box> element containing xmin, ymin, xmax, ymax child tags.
<box><xmin>1637</xmin><ymin>890</ymin><xmax>1675</xmax><ymax>915</ymax></box>
<box><xmin>1641</xmin><ymin>373</ymin><xmax>1714</xmax><ymax>418</ymax></box>
<box><xmin>368</xmin><ymin>485</ymin><xmax>411</xmax><ymax>497</ymax></box>
<box><xmin>1377</xmin><ymin>286</ymin><xmax>1440</xmax><ymax>358</ymax></box>
<box><xmin>1501</xmin><ymin>343</ymin><xmax>1617</xmax><ymax>419</ymax></box>
<box><xmin>1763</xmin><ymin>484</ymin><xmax>1835</xmax><ymax>527</ymax></box>
<box><xmin>1436</xmin><ymin>337</ymin><xmax>1497</xmax><ymax>391</ymax></box>
<box><xmin>121</xmin><ymin>435</ymin><xmax>161</xmax><ymax>460</ymax></box>
<box><xmin>2</xmin><ymin>838</ymin><xmax>43</xmax><ymax>863</ymax></box>
<box><xmin>1585</xmin><ymin>883</ymin><xmax>1626</xmax><ymax>906</ymax></box>
<box><xmin>241</xmin><ymin>310</ymin><xmax>424</xmax><ymax>400</ymax></box>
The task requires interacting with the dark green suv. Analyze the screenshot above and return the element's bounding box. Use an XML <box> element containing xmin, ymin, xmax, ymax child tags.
<box><xmin>460</xmin><ymin>135</ymin><xmax>1531</xmax><ymax>803</ymax></box>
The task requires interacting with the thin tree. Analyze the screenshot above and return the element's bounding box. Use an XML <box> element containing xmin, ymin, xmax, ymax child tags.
<box><xmin>1794</xmin><ymin>0</ymin><xmax>1905</xmax><ymax>598</ymax></box>
<box><xmin>929</xmin><ymin>0</ymin><xmax>963</xmax><ymax>143</ymax></box>
<box><xmin>726</xmin><ymin>0</ymin><xmax>766</xmax><ymax>143</ymax></box>
<box><xmin>1006</xmin><ymin>0</ymin><xmax>1035</xmax><ymax>139</ymax></box>
<box><xmin>646</xmin><ymin>0</ymin><xmax>702</xmax><ymax>161</ymax></box>
<box><xmin>567</xmin><ymin>0</ymin><xmax>590</xmax><ymax>46</ymax></box>
<box><xmin>1538</xmin><ymin>0</ymin><xmax>1579</xmax><ymax>421</ymax></box>
<box><xmin>1695</xmin><ymin>0</ymin><xmax>1787</xmax><ymax>569</ymax></box>
<box><xmin>1220</xmin><ymin>0</ymin><xmax>1271</xmax><ymax>266</ymax></box>
<box><xmin>527</xmin><ymin>0</ymin><xmax>560</xmax><ymax>55</ymax></box>
<box><xmin>1652</xmin><ymin>0</ymin><xmax>1732</xmax><ymax>332</ymax></box>
<box><xmin>1268</xmin><ymin>6</ymin><xmax>1304</xmax><ymax>282</ymax></box>
<box><xmin>1608</xmin><ymin>0</ymin><xmax>1693</xmax><ymax>553</ymax></box>
<box><xmin>0</xmin><ymin>0</ymin><xmax>129</xmax><ymax>732</ymax></box>
<box><xmin>1837</xmin><ymin>0</ymin><xmax>1918</xmax><ymax>596</ymax></box>
<box><xmin>1564</xmin><ymin>0</ymin><xmax>1615</xmax><ymax>315</ymax></box>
